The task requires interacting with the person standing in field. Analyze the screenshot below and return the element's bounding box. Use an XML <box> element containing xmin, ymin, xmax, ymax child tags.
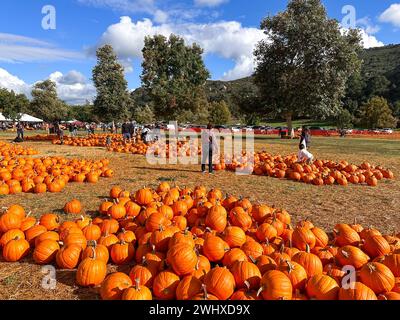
<box><xmin>201</xmin><ymin>124</ymin><xmax>218</xmax><ymax>174</ymax></box>
<box><xmin>122</xmin><ymin>120</ymin><xmax>132</xmax><ymax>143</ymax></box>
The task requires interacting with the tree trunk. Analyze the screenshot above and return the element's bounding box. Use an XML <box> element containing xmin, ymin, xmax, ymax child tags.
<box><xmin>286</xmin><ymin>112</ymin><xmax>294</xmax><ymax>138</ymax></box>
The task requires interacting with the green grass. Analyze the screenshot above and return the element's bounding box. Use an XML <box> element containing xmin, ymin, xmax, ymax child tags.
<box><xmin>266</xmin><ymin>119</ymin><xmax>336</xmax><ymax>128</ymax></box>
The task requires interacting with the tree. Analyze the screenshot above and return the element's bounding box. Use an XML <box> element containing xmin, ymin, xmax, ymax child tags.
<box><xmin>359</xmin><ymin>96</ymin><xmax>397</xmax><ymax>129</ymax></box>
<box><xmin>364</xmin><ymin>75</ymin><xmax>391</xmax><ymax>100</ymax></box>
<box><xmin>133</xmin><ymin>105</ymin><xmax>155</xmax><ymax>124</ymax></box>
<box><xmin>69</xmin><ymin>101</ymin><xmax>97</xmax><ymax>123</ymax></box>
<box><xmin>336</xmin><ymin>108</ymin><xmax>353</xmax><ymax>129</ymax></box>
<box><xmin>141</xmin><ymin>34</ymin><xmax>210</xmax><ymax>121</ymax></box>
<box><xmin>92</xmin><ymin>45</ymin><xmax>131</xmax><ymax>122</ymax></box>
<box><xmin>30</xmin><ymin>80</ymin><xmax>68</xmax><ymax>122</ymax></box>
<box><xmin>0</xmin><ymin>88</ymin><xmax>29</xmax><ymax>120</ymax></box>
<box><xmin>254</xmin><ymin>0</ymin><xmax>362</xmax><ymax>136</ymax></box>
<box><xmin>392</xmin><ymin>101</ymin><xmax>400</xmax><ymax>117</ymax></box>
<box><xmin>209</xmin><ymin>100</ymin><xmax>231</xmax><ymax>125</ymax></box>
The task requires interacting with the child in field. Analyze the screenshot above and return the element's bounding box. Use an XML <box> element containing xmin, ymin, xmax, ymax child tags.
<box><xmin>298</xmin><ymin>143</ymin><xmax>314</xmax><ymax>164</ymax></box>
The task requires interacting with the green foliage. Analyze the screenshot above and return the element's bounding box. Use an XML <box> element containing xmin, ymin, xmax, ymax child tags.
<box><xmin>133</xmin><ymin>105</ymin><xmax>155</xmax><ymax>124</ymax></box>
<box><xmin>0</xmin><ymin>88</ymin><xmax>29</xmax><ymax>120</ymax></box>
<box><xmin>208</xmin><ymin>100</ymin><xmax>231</xmax><ymax>125</ymax></box>
<box><xmin>254</xmin><ymin>0</ymin><xmax>362</xmax><ymax>132</ymax></box>
<box><xmin>30</xmin><ymin>80</ymin><xmax>68</xmax><ymax>122</ymax></box>
<box><xmin>68</xmin><ymin>102</ymin><xmax>97</xmax><ymax>122</ymax></box>
<box><xmin>393</xmin><ymin>101</ymin><xmax>400</xmax><ymax>117</ymax></box>
<box><xmin>92</xmin><ymin>45</ymin><xmax>131</xmax><ymax>122</ymax></box>
<box><xmin>359</xmin><ymin>96</ymin><xmax>397</xmax><ymax>129</ymax></box>
<box><xmin>141</xmin><ymin>34</ymin><xmax>210</xmax><ymax>121</ymax></box>
<box><xmin>336</xmin><ymin>108</ymin><xmax>353</xmax><ymax>129</ymax></box>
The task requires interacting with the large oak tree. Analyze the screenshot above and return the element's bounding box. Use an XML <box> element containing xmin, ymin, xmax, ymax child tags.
<box><xmin>254</xmin><ymin>0</ymin><xmax>362</xmax><ymax>135</ymax></box>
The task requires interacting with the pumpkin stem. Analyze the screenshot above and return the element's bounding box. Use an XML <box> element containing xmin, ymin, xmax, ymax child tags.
<box><xmin>256</xmin><ymin>286</ymin><xmax>264</xmax><ymax>297</ymax></box>
<box><xmin>248</xmin><ymin>255</ymin><xmax>256</xmax><ymax>264</ymax></box>
<box><xmin>305</xmin><ymin>244</ymin><xmax>310</xmax><ymax>253</ymax></box>
<box><xmin>134</xmin><ymin>278</ymin><xmax>140</xmax><ymax>291</ymax></box>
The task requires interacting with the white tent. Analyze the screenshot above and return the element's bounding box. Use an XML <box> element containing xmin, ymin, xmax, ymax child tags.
<box><xmin>0</xmin><ymin>112</ymin><xmax>43</xmax><ymax>123</ymax></box>
<box><xmin>19</xmin><ymin>114</ymin><xmax>43</xmax><ymax>122</ymax></box>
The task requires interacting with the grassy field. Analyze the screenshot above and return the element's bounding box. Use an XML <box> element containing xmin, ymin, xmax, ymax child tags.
<box><xmin>0</xmin><ymin>134</ymin><xmax>399</xmax><ymax>299</ymax></box>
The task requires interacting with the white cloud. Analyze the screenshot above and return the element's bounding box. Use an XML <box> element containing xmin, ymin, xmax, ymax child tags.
<box><xmin>0</xmin><ymin>32</ymin><xmax>82</xmax><ymax>63</ymax></box>
<box><xmin>194</xmin><ymin>0</ymin><xmax>229</xmax><ymax>7</ymax></box>
<box><xmin>379</xmin><ymin>3</ymin><xmax>400</xmax><ymax>27</ymax></box>
<box><xmin>0</xmin><ymin>68</ymin><xmax>95</xmax><ymax>105</ymax></box>
<box><xmin>92</xmin><ymin>16</ymin><xmax>266</xmax><ymax>80</ymax></box>
<box><xmin>359</xmin><ymin>29</ymin><xmax>384</xmax><ymax>49</ymax></box>
<box><xmin>0</xmin><ymin>68</ymin><xmax>31</xmax><ymax>95</ymax></box>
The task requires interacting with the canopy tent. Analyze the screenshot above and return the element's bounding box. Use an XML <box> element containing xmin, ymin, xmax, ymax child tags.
<box><xmin>0</xmin><ymin>112</ymin><xmax>43</xmax><ymax>123</ymax></box>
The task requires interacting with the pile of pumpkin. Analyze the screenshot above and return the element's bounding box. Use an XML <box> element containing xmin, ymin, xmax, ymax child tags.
<box><xmin>1</xmin><ymin>183</ymin><xmax>399</xmax><ymax>300</ymax></box>
<box><xmin>0</xmin><ymin>157</ymin><xmax>113</xmax><ymax>195</ymax></box>
<box><xmin>0</xmin><ymin>141</ymin><xmax>39</xmax><ymax>157</ymax></box>
<box><xmin>219</xmin><ymin>151</ymin><xmax>394</xmax><ymax>187</ymax></box>
<box><xmin>50</xmin><ymin>134</ymin><xmax>201</xmax><ymax>158</ymax></box>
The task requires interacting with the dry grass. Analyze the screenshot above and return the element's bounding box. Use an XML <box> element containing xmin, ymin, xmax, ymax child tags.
<box><xmin>0</xmin><ymin>135</ymin><xmax>399</xmax><ymax>300</ymax></box>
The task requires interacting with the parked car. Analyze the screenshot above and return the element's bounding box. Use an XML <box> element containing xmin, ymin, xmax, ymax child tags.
<box><xmin>381</xmin><ymin>128</ymin><xmax>393</xmax><ymax>134</ymax></box>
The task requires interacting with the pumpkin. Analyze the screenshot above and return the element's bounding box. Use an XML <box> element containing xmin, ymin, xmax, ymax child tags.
<box><xmin>63</xmin><ymin>233</ymin><xmax>87</xmax><ymax>250</ymax></box>
<box><xmin>359</xmin><ymin>262</ymin><xmax>395</xmax><ymax>294</ymax></box>
<box><xmin>306</xmin><ymin>274</ymin><xmax>339</xmax><ymax>300</ymax></box>
<box><xmin>176</xmin><ymin>275</ymin><xmax>202</xmax><ymax>300</ymax></box>
<box><xmin>205</xmin><ymin>204</ymin><xmax>227</xmax><ymax>232</ymax></box>
<box><xmin>292</xmin><ymin>226</ymin><xmax>316</xmax><ymax>251</ymax></box>
<box><xmin>63</xmin><ymin>199</ymin><xmax>82</xmax><ymax>215</ymax></box>
<box><xmin>76</xmin><ymin>248</ymin><xmax>107</xmax><ymax>287</ymax></box>
<box><xmin>122</xmin><ymin>279</ymin><xmax>153</xmax><ymax>300</ymax></box>
<box><xmin>223</xmin><ymin>226</ymin><xmax>246</xmax><ymax>248</ymax></box>
<box><xmin>2</xmin><ymin>238</ymin><xmax>30</xmax><ymax>262</ymax></box>
<box><xmin>230</xmin><ymin>260</ymin><xmax>261</xmax><ymax>289</ymax></box>
<box><xmin>380</xmin><ymin>254</ymin><xmax>400</xmax><ymax>277</ymax></box>
<box><xmin>100</xmin><ymin>272</ymin><xmax>133</xmax><ymax>300</ymax></box>
<box><xmin>311</xmin><ymin>227</ymin><xmax>329</xmax><ymax>248</ymax></box>
<box><xmin>6</xmin><ymin>205</ymin><xmax>25</xmax><ymax>218</ymax></box>
<box><xmin>256</xmin><ymin>223</ymin><xmax>278</xmax><ymax>242</ymax></box>
<box><xmin>152</xmin><ymin>270</ymin><xmax>180</xmax><ymax>300</ymax></box>
<box><xmin>258</xmin><ymin>270</ymin><xmax>292</xmax><ymax>300</ymax></box>
<box><xmin>82</xmin><ymin>223</ymin><xmax>101</xmax><ymax>241</ymax></box>
<box><xmin>33</xmin><ymin>239</ymin><xmax>60</xmax><ymax>264</ymax></box>
<box><xmin>0</xmin><ymin>213</ymin><xmax>21</xmax><ymax>233</ymax></box>
<box><xmin>110</xmin><ymin>240</ymin><xmax>135</xmax><ymax>265</ymax></box>
<box><xmin>229</xmin><ymin>207</ymin><xmax>252</xmax><ymax>231</ymax></box>
<box><xmin>241</xmin><ymin>240</ymin><xmax>264</xmax><ymax>260</ymax></box>
<box><xmin>202</xmin><ymin>235</ymin><xmax>229</xmax><ymax>262</ymax></box>
<box><xmin>107</xmin><ymin>204</ymin><xmax>127</xmax><ymax>220</ymax></box>
<box><xmin>129</xmin><ymin>263</ymin><xmax>156</xmax><ymax>287</ymax></box>
<box><xmin>333</xmin><ymin>224</ymin><xmax>360</xmax><ymax>247</ymax></box>
<box><xmin>222</xmin><ymin>248</ymin><xmax>248</xmax><ymax>267</ymax></box>
<box><xmin>362</xmin><ymin>235</ymin><xmax>391</xmax><ymax>258</ymax></box>
<box><xmin>292</xmin><ymin>246</ymin><xmax>323</xmax><ymax>277</ymax></box>
<box><xmin>204</xmin><ymin>266</ymin><xmax>236</xmax><ymax>300</ymax></box>
<box><xmin>278</xmin><ymin>260</ymin><xmax>308</xmax><ymax>291</ymax></box>
<box><xmin>135</xmin><ymin>188</ymin><xmax>153</xmax><ymax>205</ymax></box>
<box><xmin>378</xmin><ymin>292</ymin><xmax>400</xmax><ymax>300</ymax></box>
<box><xmin>230</xmin><ymin>281</ymin><xmax>259</xmax><ymax>300</ymax></box>
<box><xmin>336</xmin><ymin>245</ymin><xmax>370</xmax><ymax>269</ymax></box>
<box><xmin>56</xmin><ymin>244</ymin><xmax>82</xmax><ymax>269</ymax></box>
<box><xmin>25</xmin><ymin>224</ymin><xmax>47</xmax><ymax>244</ymax></box>
<box><xmin>0</xmin><ymin>229</ymin><xmax>25</xmax><ymax>247</ymax></box>
<box><xmin>35</xmin><ymin>231</ymin><xmax>60</xmax><ymax>247</ymax></box>
<box><xmin>256</xmin><ymin>255</ymin><xmax>277</xmax><ymax>274</ymax></box>
<box><xmin>167</xmin><ymin>243</ymin><xmax>198</xmax><ymax>276</ymax></box>
<box><xmin>338</xmin><ymin>282</ymin><xmax>377</xmax><ymax>300</ymax></box>
<box><xmin>39</xmin><ymin>213</ymin><xmax>59</xmax><ymax>231</ymax></box>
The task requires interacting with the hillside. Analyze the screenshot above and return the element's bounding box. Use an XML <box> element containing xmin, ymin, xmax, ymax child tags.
<box><xmin>205</xmin><ymin>44</ymin><xmax>400</xmax><ymax>103</ymax></box>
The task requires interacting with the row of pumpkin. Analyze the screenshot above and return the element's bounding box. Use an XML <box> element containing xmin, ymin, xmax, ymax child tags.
<box><xmin>30</xmin><ymin>134</ymin><xmax>396</xmax><ymax>187</ymax></box>
<box><xmin>0</xmin><ymin>142</ymin><xmax>113</xmax><ymax>195</ymax></box>
<box><xmin>0</xmin><ymin>183</ymin><xmax>399</xmax><ymax>300</ymax></box>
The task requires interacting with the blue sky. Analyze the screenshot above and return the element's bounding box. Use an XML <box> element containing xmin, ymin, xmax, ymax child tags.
<box><xmin>0</xmin><ymin>0</ymin><xmax>399</xmax><ymax>104</ymax></box>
